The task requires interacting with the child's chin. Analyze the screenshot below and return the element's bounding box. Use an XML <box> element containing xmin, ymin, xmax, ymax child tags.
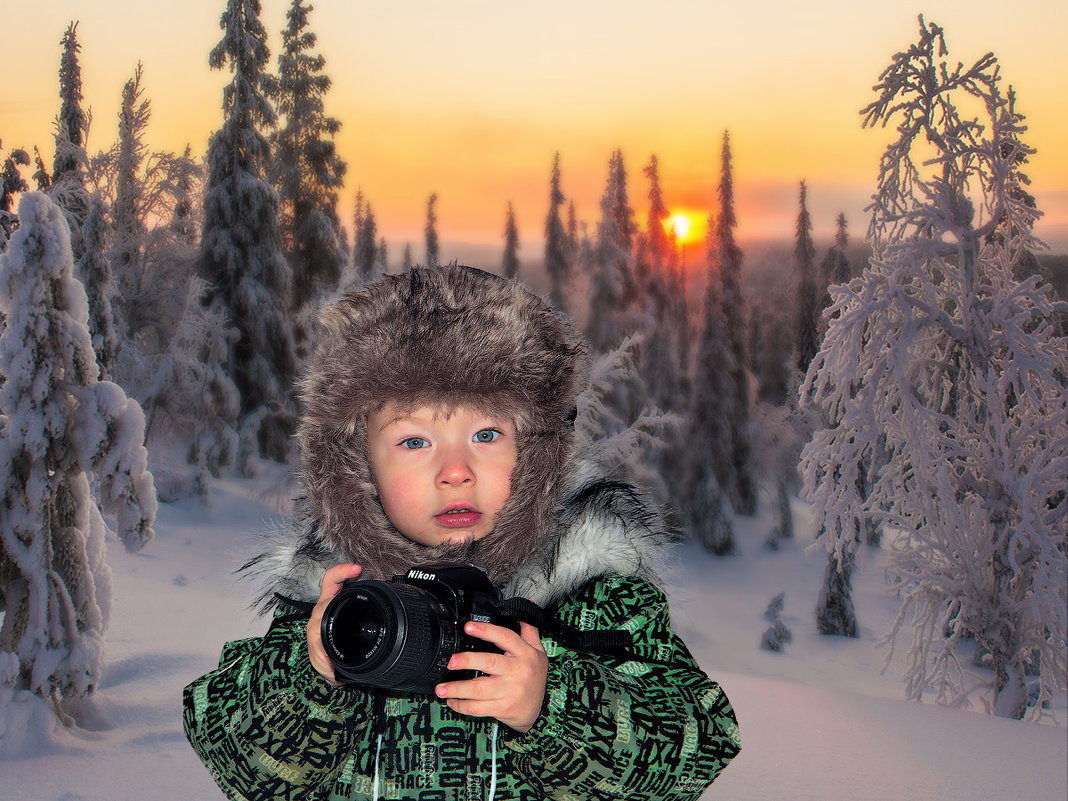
<box><xmin>442</xmin><ymin>533</ymin><xmax>477</xmax><ymax>546</ymax></box>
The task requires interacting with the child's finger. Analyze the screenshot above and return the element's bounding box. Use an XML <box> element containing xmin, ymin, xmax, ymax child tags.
<box><xmin>518</xmin><ymin>621</ymin><xmax>545</xmax><ymax>653</ymax></box>
<box><xmin>318</xmin><ymin>563</ymin><xmax>362</xmax><ymax>603</ymax></box>
<box><xmin>461</xmin><ymin>621</ymin><xmax>526</xmax><ymax>654</ymax></box>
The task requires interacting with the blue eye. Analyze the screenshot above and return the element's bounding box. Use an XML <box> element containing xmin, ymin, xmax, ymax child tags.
<box><xmin>473</xmin><ymin>429</ymin><xmax>502</xmax><ymax>443</ymax></box>
<box><xmin>401</xmin><ymin>437</ymin><xmax>429</xmax><ymax>449</ymax></box>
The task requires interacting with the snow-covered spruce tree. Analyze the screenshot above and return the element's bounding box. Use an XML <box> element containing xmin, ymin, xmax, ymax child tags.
<box><xmin>32</xmin><ymin>146</ymin><xmax>52</xmax><ymax>192</ymax></box>
<box><xmin>586</xmin><ymin>149</ymin><xmax>638</xmax><ymax>355</ymax></box>
<box><xmin>425</xmin><ymin>193</ymin><xmax>440</xmax><ymax>267</ymax></box>
<box><xmin>638</xmin><ymin>154</ymin><xmax>685</xmax><ymax>414</ymax></box>
<box><xmin>820</xmin><ymin>213</ymin><xmax>852</xmax><ymax>305</ymax></box>
<box><xmin>799</xmin><ymin>18</ymin><xmax>1068</xmax><ymax>719</ymax></box>
<box><xmin>794</xmin><ymin>181</ymin><xmax>820</xmax><ymax>373</ymax></box>
<box><xmin>545</xmin><ymin>152</ymin><xmax>570</xmax><ymax>311</ymax></box>
<box><xmin>1</xmin><ymin>142</ymin><xmax>30</xmax><ymax>250</ymax></box>
<box><xmin>566</xmin><ymin>200</ymin><xmax>579</xmax><ymax>262</ymax></box>
<box><xmin>200</xmin><ymin>0</ymin><xmax>298</xmax><ymax>465</ymax></box>
<box><xmin>111</xmin><ymin>63</ymin><xmax>150</xmax><ymax>319</ymax></box>
<box><xmin>0</xmin><ymin>193</ymin><xmax>156</xmax><ymax>736</ymax></box>
<box><xmin>268</xmin><ymin>0</ymin><xmax>346</xmax><ymax>316</ymax></box>
<box><xmin>682</xmin><ymin>213</ymin><xmax>735</xmax><ymax>554</ymax></box>
<box><xmin>171</xmin><ymin>145</ymin><xmax>200</xmax><ymax>247</ymax></box>
<box><xmin>77</xmin><ymin>192</ymin><xmax>118</xmax><ymax>380</ymax></box>
<box><xmin>503</xmin><ymin>201</ymin><xmax>520</xmax><ymax>280</ymax></box>
<box><xmin>709</xmin><ymin>131</ymin><xmax>757</xmax><ymax>516</ymax></box>
<box><xmin>376</xmin><ymin>238</ymin><xmax>388</xmax><ymax>273</ymax></box>
<box><xmin>354</xmin><ymin>201</ymin><xmax>379</xmax><ymax>285</ymax></box>
<box><xmin>49</xmin><ymin>22</ymin><xmax>91</xmax><ymax>263</ymax></box>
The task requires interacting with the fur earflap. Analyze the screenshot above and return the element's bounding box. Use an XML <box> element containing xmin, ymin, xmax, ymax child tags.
<box><xmin>298</xmin><ymin>265</ymin><xmax>589</xmax><ymax>584</ymax></box>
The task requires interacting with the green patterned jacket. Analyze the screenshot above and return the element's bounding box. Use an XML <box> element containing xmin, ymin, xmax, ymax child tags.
<box><xmin>183</xmin><ymin>478</ymin><xmax>741</xmax><ymax>800</ymax></box>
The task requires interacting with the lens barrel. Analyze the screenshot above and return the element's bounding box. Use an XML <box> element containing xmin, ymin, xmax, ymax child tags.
<box><xmin>321</xmin><ymin>580</ymin><xmax>458</xmax><ymax>694</ymax></box>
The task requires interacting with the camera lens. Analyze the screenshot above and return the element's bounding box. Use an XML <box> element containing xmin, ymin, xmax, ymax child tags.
<box><xmin>321</xmin><ymin>580</ymin><xmax>456</xmax><ymax>694</ymax></box>
<box><xmin>324</xmin><ymin>592</ymin><xmax>390</xmax><ymax>664</ymax></box>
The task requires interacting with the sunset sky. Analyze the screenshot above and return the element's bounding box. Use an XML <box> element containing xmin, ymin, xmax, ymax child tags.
<box><xmin>4</xmin><ymin>0</ymin><xmax>1067</xmax><ymax>261</ymax></box>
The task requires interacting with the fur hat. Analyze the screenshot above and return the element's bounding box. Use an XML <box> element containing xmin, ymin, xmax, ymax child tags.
<box><xmin>299</xmin><ymin>265</ymin><xmax>589</xmax><ymax>584</ymax></box>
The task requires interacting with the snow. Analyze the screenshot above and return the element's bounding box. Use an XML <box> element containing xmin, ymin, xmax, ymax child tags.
<box><xmin>1</xmin><ymin>469</ymin><xmax>1064</xmax><ymax>800</ymax></box>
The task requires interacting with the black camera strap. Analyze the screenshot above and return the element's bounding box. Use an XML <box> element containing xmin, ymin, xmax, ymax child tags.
<box><xmin>496</xmin><ymin>597</ymin><xmax>634</xmax><ymax>653</ymax></box>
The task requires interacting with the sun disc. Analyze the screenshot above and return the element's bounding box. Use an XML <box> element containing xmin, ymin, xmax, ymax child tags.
<box><xmin>670</xmin><ymin>213</ymin><xmax>692</xmax><ymax>241</ymax></box>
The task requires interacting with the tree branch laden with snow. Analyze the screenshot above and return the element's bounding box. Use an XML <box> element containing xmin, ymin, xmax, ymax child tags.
<box><xmin>799</xmin><ymin>17</ymin><xmax>1067</xmax><ymax>720</ymax></box>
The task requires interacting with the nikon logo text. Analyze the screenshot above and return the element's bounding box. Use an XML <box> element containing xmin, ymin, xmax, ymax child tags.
<box><xmin>408</xmin><ymin>569</ymin><xmax>437</xmax><ymax>582</ymax></box>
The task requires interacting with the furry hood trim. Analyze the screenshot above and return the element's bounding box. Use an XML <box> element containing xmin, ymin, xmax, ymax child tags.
<box><xmin>246</xmin><ymin>456</ymin><xmax>677</xmax><ymax>608</ymax></box>
<box><xmin>298</xmin><ymin>265</ymin><xmax>588</xmax><ymax>587</ymax></box>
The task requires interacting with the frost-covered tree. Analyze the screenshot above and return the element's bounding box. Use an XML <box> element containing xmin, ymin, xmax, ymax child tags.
<box><xmin>171</xmin><ymin>145</ymin><xmax>199</xmax><ymax>247</ymax></box>
<box><xmin>50</xmin><ymin>22</ymin><xmax>91</xmax><ymax>262</ymax></box>
<box><xmin>821</xmin><ymin>213</ymin><xmax>852</xmax><ymax>299</ymax></box>
<box><xmin>32</xmin><ymin>147</ymin><xmax>52</xmax><ymax>192</ymax></box>
<box><xmin>354</xmin><ymin>201</ymin><xmax>379</xmax><ymax>285</ymax></box>
<box><xmin>424</xmin><ymin>193</ymin><xmax>440</xmax><ymax>267</ymax></box>
<box><xmin>566</xmin><ymin>200</ymin><xmax>578</xmax><ymax>261</ymax></box>
<box><xmin>638</xmin><ymin>154</ymin><xmax>684</xmax><ymax>413</ymax></box>
<box><xmin>376</xmin><ymin>238</ymin><xmax>388</xmax><ymax>274</ymax></box>
<box><xmin>709</xmin><ymin>132</ymin><xmax>757</xmax><ymax>516</ymax></box>
<box><xmin>200</xmin><ymin>0</ymin><xmax>297</xmax><ymax>464</ymax></box>
<box><xmin>112</xmin><ymin>64</ymin><xmax>150</xmax><ymax>299</ymax></box>
<box><xmin>800</xmin><ymin>18</ymin><xmax>1068</xmax><ymax>719</ymax></box>
<box><xmin>503</xmin><ymin>201</ymin><xmax>520</xmax><ymax>280</ymax></box>
<box><xmin>1</xmin><ymin>142</ymin><xmax>30</xmax><ymax>249</ymax></box>
<box><xmin>545</xmin><ymin>152</ymin><xmax>570</xmax><ymax>310</ymax></box>
<box><xmin>586</xmin><ymin>149</ymin><xmax>637</xmax><ymax>354</ymax></box>
<box><xmin>0</xmin><ymin>193</ymin><xmax>156</xmax><ymax>737</ymax></box>
<box><xmin>77</xmin><ymin>193</ymin><xmax>118</xmax><ymax>379</ymax></box>
<box><xmin>268</xmin><ymin>0</ymin><xmax>346</xmax><ymax>314</ymax></box>
<box><xmin>683</xmin><ymin>213</ymin><xmax>735</xmax><ymax>553</ymax></box>
<box><xmin>640</xmin><ymin>156</ymin><xmax>671</xmax><ymax>286</ymax></box>
<box><xmin>795</xmin><ymin>181</ymin><xmax>820</xmax><ymax>373</ymax></box>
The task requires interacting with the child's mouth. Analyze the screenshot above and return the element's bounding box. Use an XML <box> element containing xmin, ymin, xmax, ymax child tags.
<box><xmin>435</xmin><ymin>507</ymin><xmax>482</xmax><ymax>528</ymax></box>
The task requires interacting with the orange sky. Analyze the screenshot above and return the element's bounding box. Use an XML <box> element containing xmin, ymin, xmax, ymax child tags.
<box><xmin>4</xmin><ymin>1</ymin><xmax>1067</xmax><ymax>260</ymax></box>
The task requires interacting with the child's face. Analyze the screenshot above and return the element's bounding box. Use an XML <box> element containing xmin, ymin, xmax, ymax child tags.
<box><xmin>365</xmin><ymin>404</ymin><xmax>517</xmax><ymax>547</ymax></box>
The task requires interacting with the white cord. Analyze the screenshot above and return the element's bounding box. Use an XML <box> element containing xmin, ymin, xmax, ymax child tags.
<box><xmin>373</xmin><ymin>732</ymin><xmax>383</xmax><ymax>801</ymax></box>
<box><xmin>488</xmin><ymin>723</ymin><xmax>499</xmax><ymax>801</ymax></box>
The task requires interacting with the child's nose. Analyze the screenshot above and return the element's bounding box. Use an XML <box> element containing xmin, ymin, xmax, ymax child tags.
<box><xmin>436</xmin><ymin>449</ymin><xmax>475</xmax><ymax>486</ymax></box>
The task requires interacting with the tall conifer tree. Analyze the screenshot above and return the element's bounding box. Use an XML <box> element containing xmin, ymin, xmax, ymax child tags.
<box><xmin>503</xmin><ymin>201</ymin><xmax>520</xmax><ymax>280</ymax></box>
<box><xmin>50</xmin><ymin>22</ymin><xmax>91</xmax><ymax>261</ymax></box>
<box><xmin>268</xmin><ymin>0</ymin><xmax>346</xmax><ymax>314</ymax></box>
<box><xmin>200</xmin><ymin>0</ymin><xmax>297</xmax><ymax>464</ymax></box>
<box><xmin>795</xmin><ymin>181</ymin><xmax>820</xmax><ymax>372</ymax></box>
<box><xmin>425</xmin><ymin>193</ymin><xmax>439</xmax><ymax>266</ymax></box>
<box><xmin>544</xmin><ymin>152</ymin><xmax>570</xmax><ymax>310</ymax></box>
<box><xmin>683</xmin><ymin>211</ymin><xmax>735</xmax><ymax>553</ymax></box>
<box><xmin>710</xmin><ymin>132</ymin><xmax>757</xmax><ymax>515</ymax></box>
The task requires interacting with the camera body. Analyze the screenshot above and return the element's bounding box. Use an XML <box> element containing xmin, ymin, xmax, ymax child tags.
<box><xmin>321</xmin><ymin>561</ymin><xmax>519</xmax><ymax>694</ymax></box>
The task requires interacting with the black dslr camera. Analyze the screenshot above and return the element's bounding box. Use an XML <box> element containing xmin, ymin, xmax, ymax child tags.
<box><xmin>320</xmin><ymin>561</ymin><xmax>519</xmax><ymax>694</ymax></box>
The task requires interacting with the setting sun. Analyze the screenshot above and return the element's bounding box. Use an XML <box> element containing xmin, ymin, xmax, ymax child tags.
<box><xmin>665</xmin><ymin>211</ymin><xmax>702</xmax><ymax>246</ymax></box>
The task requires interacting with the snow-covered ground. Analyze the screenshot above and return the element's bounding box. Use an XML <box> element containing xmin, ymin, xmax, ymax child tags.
<box><xmin>2</xmin><ymin>470</ymin><xmax>1065</xmax><ymax>800</ymax></box>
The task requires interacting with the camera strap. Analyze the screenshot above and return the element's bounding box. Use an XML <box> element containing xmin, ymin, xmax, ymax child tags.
<box><xmin>496</xmin><ymin>597</ymin><xmax>634</xmax><ymax>653</ymax></box>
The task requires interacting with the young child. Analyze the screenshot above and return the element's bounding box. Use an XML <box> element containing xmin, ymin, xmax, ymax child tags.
<box><xmin>184</xmin><ymin>264</ymin><xmax>740</xmax><ymax>800</ymax></box>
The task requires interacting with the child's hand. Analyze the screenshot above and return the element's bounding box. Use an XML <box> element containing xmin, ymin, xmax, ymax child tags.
<box><xmin>435</xmin><ymin>621</ymin><xmax>548</xmax><ymax>733</ymax></box>
<box><xmin>306</xmin><ymin>563</ymin><xmax>363</xmax><ymax>688</ymax></box>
